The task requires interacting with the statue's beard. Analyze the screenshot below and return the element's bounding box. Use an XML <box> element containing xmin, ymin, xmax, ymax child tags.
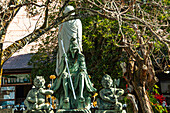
<box><xmin>71</xmin><ymin>49</ymin><xmax>78</xmax><ymax>58</ymax></box>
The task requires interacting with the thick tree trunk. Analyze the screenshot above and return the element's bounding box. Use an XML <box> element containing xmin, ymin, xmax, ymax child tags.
<box><xmin>133</xmin><ymin>82</ymin><xmax>153</xmax><ymax>113</ymax></box>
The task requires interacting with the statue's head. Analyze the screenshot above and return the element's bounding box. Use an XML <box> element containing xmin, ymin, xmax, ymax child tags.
<box><xmin>34</xmin><ymin>76</ymin><xmax>45</xmax><ymax>88</ymax></box>
<box><xmin>64</xmin><ymin>5</ymin><xmax>75</xmax><ymax>15</ymax></box>
<box><xmin>101</xmin><ymin>74</ymin><xmax>113</xmax><ymax>88</ymax></box>
<box><xmin>69</xmin><ymin>38</ymin><xmax>79</xmax><ymax>58</ymax></box>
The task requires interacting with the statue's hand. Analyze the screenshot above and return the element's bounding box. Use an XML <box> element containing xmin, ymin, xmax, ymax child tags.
<box><xmin>27</xmin><ymin>97</ymin><xmax>36</xmax><ymax>103</ymax></box>
<box><xmin>102</xmin><ymin>96</ymin><xmax>110</xmax><ymax>101</ymax></box>
<box><xmin>63</xmin><ymin>53</ymin><xmax>67</xmax><ymax>58</ymax></box>
<box><xmin>40</xmin><ymin>88</ymin><xmax>54</xmax><ymax>95</ymax></box>
<box><xmin>38</xmin><ymin>98</ymin><xmax>45</xmax><ymax>104</ymax></box>
<box><xmin>39</xmin><ymin>88</ymin><xmax>44</xmax><ymax>93</ymax></box>
<box><xmin>116</xmin><ymin>89</ymin><xmax>124</xmax><ymax>96</ymax></box>
<box><xmin>33</xmin><ymin>103</ymin><xmax>39</xmax><ymax>110</ymax></box>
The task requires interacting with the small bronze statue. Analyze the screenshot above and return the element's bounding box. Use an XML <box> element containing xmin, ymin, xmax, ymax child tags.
<box><xmin>96</xmin><ymin>74</ymin><xmax>126</xmax><ymax>113</ymax></box>
<box><xmin>24</xmin><ymin>76</ymin><xmax>54</xmax><ymax>113</ymax></box>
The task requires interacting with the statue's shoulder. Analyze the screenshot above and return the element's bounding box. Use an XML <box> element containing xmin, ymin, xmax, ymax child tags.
<box><xmin>101</xmin><ymin>88</ymin><xmax>109</xmax><ymax>92</ymax></box>
<box><xmin>99</xmin><ymin>88</ymin><xmax>106</xmax><ymax>93</ymax></box>
<box><xmin>75</xmin><ymin>19</ymin><xmax>82</xmax><ymax>26</ymax></box>
<box><xmin>99</xmin><ymin>88</ymin><xmax>107</xmax><ymax>97</ymax></box>
<box><xmin>27</xmin><ymin>88</ymin><xmax>37</xmax><ymax>96</ymax></box>
<box><xmin>29</xmin><ymin>88</ymin><xmax>36</xmax><ymax>92</ymax></box>
<box><xmin>76</xmin><ymin>19</ymin><xmax>81</xmax><ymax>22</ymax></box>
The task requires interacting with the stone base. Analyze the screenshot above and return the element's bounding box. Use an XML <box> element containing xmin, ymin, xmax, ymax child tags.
<box><xmin>56</xmin><ymin>109</ymin><xmax>91</xmax><ymax>113</ymax></box>
<box><xmin>26</xmin><ymin>110</ymin><xmax>54</xmax><ymax>113</ymax></box>
<box><xmin>95</xmin><ymin>110</ymin><xmax>126</xmax><ymax>113</ymax></box>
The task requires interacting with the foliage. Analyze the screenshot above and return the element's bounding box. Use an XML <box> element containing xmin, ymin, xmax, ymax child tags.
<box><xmin>82</xmin><ymin>15</ymin><xmax>124</xmax><ymax>89</ymax></box>
<box><xmin>148</xmin><ymin>85</ymin><xmax>168</xmax><ymax>113</ymax></box>
<box><xmin>28</xmin><ymin>30</ymin><xmax>57</xmax><ymax>83</ymax></box>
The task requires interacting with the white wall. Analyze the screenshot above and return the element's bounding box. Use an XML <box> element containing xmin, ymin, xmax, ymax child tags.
<box><xmin>3</xmin><ymin>6</ymin><xmax>41</xmax><ymax>56</ymax></box>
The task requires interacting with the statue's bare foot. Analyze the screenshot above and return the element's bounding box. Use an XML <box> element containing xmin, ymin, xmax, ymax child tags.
<box><xmin>64</xmin><ymin>97</ymin><xmax>69</xmax><ymax>103</ymax></box>
<box><xmin>77</xmin><ymin>97</ymin><xmax>85</xmax><ymax>109</ymax></box>
<box><xmin>63</xmin><ymin>97</ymin><xmax>70</xmax><ymax>109</ymax></box>
<box><xmin>79</xmin><ymin>97</ymin><xmax>85</xmax><ymax>102</ymax></box>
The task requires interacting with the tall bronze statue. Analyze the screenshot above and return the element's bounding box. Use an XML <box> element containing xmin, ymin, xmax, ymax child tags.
<box><xmin>52</xmin><ymin>6</ymin><xmax>96</xmax><ymax>111</ymax></box>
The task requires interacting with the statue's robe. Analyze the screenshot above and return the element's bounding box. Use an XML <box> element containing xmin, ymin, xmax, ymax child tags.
<box><xmin>56</xmin><ymin>19</ymin><xmax>82</xmax><ymax>75</ymax></box>
<box><xmin>52</xmin><ymin>51</ymin><xmax>96</xmax><ymax>109</ymax></box>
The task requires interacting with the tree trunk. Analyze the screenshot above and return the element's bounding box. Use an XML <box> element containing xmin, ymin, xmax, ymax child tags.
<box><xmin>0</xmin><ymin>66</ymin><xmax>2</xmax><ymax>87</ymax></box>
<box><xmin>0</xmin><ymin>43</ymin><xmax>2</xmax><ymax>87</ymax></box>
<box><xmin>133</xmin><ymin>81</ymin><xmax>153</xmax><ymax>113</ymax></box>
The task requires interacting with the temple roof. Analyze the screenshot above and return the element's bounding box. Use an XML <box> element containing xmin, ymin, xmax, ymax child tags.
<box><xmin>3</xmin><ymin>54</ymin><xmax>33</xmax><ymax>70</ymax></box>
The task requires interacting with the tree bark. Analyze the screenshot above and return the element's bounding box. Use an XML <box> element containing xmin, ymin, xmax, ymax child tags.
<box><xmin>0</xmin><ymin>65</ymin><xmax>2</xmax><ymax>87</ymax></box>
<box><xmin>133</xmin><ymin>81</ymin><xmax>153</xmax><ymax>113</ymax></box>
<box><xmin>0</xmin><ymin>43</ymin><xmax>3</xmax><ymax>87</ymax></box>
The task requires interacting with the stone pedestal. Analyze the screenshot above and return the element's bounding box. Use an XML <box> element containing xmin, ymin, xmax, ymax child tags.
<box><xmin>95</xmin><ymin>110</ymin><xmax>126</xmax><ymax>113</ymax></box>
<box><xmin>25</xmin><ymin>110</ymin><xmax>54</xmax><ymax>113</ymax></box>
<box><xmin>0</xmin><ymin>108</ymin><xmax>14</xmax><ymax>113</ymax></box>
<box><xmin>56</xmin><ymin>109</ymin><xmax>91</xmax><ymax>113</ymax></box>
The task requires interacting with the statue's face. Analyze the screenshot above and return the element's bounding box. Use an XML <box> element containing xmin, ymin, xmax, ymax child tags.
<box><xmin>34</xmin><ymin>76</ymin><xmax>45</xmax><ymax>88</ymax></box>
<box><xmin>101</xmin><ymin>75</ymin><xmax>113</xmax><ymax>88</ymax></box>
<box><xmin>102</xmin><ymin>79</ymin><xmax>113</xmax><ymax>88</ymax></box>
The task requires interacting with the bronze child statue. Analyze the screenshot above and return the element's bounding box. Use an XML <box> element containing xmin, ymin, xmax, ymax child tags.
<box><xmin>97</xmin><ymin>74</ymin><xmax>124</xmax><ymax>111</ymax></box>
<box><xmin>24</xmin><ymin>76</ymin><xmax>54</xmax><ymax>113</ymax></box>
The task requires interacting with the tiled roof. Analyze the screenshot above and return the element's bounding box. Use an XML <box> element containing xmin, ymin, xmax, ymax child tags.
<box><xmin>3</xmin><ymin>54</ymin><xmax>33</xmax><ymax>69</ymax></box>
